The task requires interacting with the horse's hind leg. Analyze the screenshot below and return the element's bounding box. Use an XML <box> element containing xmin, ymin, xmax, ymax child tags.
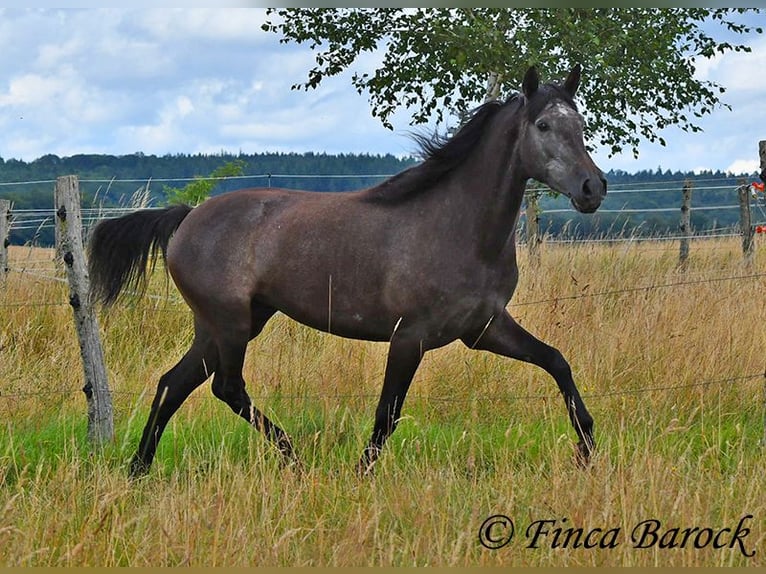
<box><xmin>210</xmin><ymin>304</ymin><xmax>298</xmax><ymax>465</ymax></box>
<box><xmin>130</xmin><ymin>320</ymin><xmax>218</xmax><ymax>477</ymax></box>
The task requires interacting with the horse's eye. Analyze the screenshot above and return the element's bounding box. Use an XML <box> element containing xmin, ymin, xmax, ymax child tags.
<box><xmin>536</xmin><ymin>121</ymin><xmax>549</xmax><ymax>132</ymax></box>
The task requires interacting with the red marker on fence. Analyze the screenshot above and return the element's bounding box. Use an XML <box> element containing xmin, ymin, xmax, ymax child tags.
<box><xmin>755</xmin><ymin>225</ymin><xmax>766</xmax><ymax>234</ymax></box>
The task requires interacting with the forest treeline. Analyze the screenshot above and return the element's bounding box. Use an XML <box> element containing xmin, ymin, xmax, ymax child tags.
<box><xmin>0</xmin><ymin>151</ymin><xmax>761</xmax><ymax>245</ymax></box>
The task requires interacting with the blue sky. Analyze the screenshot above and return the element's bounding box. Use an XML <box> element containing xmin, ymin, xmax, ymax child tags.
<box><xmin>0</xmin><ymin>8</ymin><xmax>763</xmax><ymax>175</ymax></box>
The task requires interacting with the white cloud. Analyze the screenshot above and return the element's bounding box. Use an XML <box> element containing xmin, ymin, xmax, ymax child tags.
<box><xmin>175</xmin><ymin>96</ymin><xmax>195</xmax><ymax>118</ymax></box>
<box><xmin>0</xmin><ymin>7</ymin><xmax>761</xmax><ymax>173</ymax></box>
<box><xmin>703</xmin><ymin>34</ymin><xmax>766</xmax><ymax>93</ymax></box>
<box><xmin>36</xmin><ymin>37</ymin><xmax>85</xmax><ymax>69</ymax></box>
<box><xmin>726</xmin><ymin>158</ymin><xmax>759</xmax><ymax>175</ymax></box>
<box><xmin>0</xmin><ymin>73</ymin><xmax>65</xmax><ymax>107</ymax></box>
<box><xmin>135</xmin><ymin>9</ymin><xmax>269</xmax><ymax>43</ymax></box>
<box><xmin>691</xmin><ymin>54</ymin><xmax>723</xmax><ymax>83</ymax></box>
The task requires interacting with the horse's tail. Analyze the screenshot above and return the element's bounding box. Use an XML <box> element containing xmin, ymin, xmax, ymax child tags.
<box><xmin>88</xmin><ymin>205</ymin><xmax>193</xmax><ymax>306</ymax></box>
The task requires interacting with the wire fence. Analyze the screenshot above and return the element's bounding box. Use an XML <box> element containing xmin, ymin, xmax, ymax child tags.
<box><xmin>1</xmin><ymin>372</ymin><xmax>763</xmax><ymax>406</ymax></box>
<box><xmin>3</xmin><ymin>260</ymin><xmax>766</xmax><ymax>310</ymax></box>
<box><xmin>3</xmin><ymin>173</ymin><xmax>766</xmax><ymax>237</ymax></box>
<box><xmin>3</xmin><ymin>263</ymin><xmax>765</xmax><ymax>403</ymax></box>
<box><xmin>1</xmin><ymin>174</ymin><xmax>765</xmax><ymax>414</ymax></box>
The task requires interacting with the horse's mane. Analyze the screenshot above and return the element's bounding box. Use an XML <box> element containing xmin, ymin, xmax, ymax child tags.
<box><xmin>363</xmin><ymin>95</ymin><xmax>521</xmax><ymax>203</ymax></box>
<box><xmin>363</xmin><ymin>83</ymin><xmax>576</xmax><ymax>204</ymax></box>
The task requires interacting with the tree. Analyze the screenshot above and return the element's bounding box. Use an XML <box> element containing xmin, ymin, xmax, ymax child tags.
<box><xmin>263</xmin><ymin>8</ymin><xmax>763</xmax><ymax>157</ymax></box>
<box><xmin>163</xmin><ymin>159</ymin><xmax>246</xmax><ymax>206</ymax></box>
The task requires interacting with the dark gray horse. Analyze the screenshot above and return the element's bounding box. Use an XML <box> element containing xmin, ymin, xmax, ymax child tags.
<box><xmin>88</xmin><ymin>65</ymin><xmax>606</xmax><ymax>477</ymax></box>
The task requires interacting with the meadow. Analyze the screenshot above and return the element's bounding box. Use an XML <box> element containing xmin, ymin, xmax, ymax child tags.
<box><xmin>1</xmin><ymin>237</ymin><xmax>765</xmax><ymax>566</ymax></box>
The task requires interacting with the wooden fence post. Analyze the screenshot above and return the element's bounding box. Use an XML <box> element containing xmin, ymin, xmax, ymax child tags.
<box><xmin>0</xmin><ymin>199</ymin><xmax>10</xmax><ymax>280</ymax></box>
<box><xmin>759</xmin><ymin>140</ymin><xmax>765</xmax><ymax>181</ymax></box>
<box><xmin>54</xmin><ymin>175</ymin><xmax>114</xmax><ymax>445</ymax></box>
<box><xmin>678</xmin><ymin>179</ymin><xmax>693</xmax><ymax>269</ymax></box>
<box><xmin>762</xmin><ymin>370</ymin><xmax>766</xmax><ymax>448</ymax></box>
<box><xmin>736</xmin><ymin>178</ymin><xmax>754</xmax><ymax>266</ymax></box>
<box><xmin>525</xmin><ymin>191</ymin><xmax>542</xmax><ymax>265</ymax></box>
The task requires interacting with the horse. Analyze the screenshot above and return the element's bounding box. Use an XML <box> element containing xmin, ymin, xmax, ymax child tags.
<box><xmin>88</xmin><ymin>65</ymin><xmax>607</xmax><ymax>477</ymax></box>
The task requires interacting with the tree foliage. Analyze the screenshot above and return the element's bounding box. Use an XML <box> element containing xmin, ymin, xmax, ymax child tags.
<box><xmin>263</xmin><ymin>8</ymin><xmax>763</xmax><ymax>157</ymax></box>
<box><xmin>163</xmin><ymin>159</ymin><xmax>247</xmax><ymax>206</ymax></box>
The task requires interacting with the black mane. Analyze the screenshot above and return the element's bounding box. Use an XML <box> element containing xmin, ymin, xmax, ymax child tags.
<box><xmin>412</xmin><ymin>97</ymin><xmax>516</xmax><ymax>167</ymax></box>
<box><xmin>364</xmin><ymin>96</ymin><xmax>520</xmax><ymax>202</ymax></box>
<box><xmin>364</xmin><ymin>82</ymin><xmax>576</xmax><ymax>203</ymax></box>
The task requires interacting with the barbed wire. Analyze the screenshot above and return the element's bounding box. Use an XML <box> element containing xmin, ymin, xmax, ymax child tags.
<box><xmin>0</xmin><ymin>173</ymin><xmax>759</xmax><ymax>193</ymax></box>
<box><xmin>3</xmin><ymin>267</ymin><xmax>764</xmax><ymax>310</ymax></box>
<box><xmin>510</xmin><ymin>271</ymin><xmax>766</xmax><ymax>307</ymax></box>
<box><xmin>0</xmin><ymin>179</ymin><xmax>56</xmax><ymax>187</ymax></box>
<box><xmin>2</xmin><ymin>272</ymin><xmax>764</xmax><ymax>422</ymax></box>
<box><xmin>2</xmin><ymin>273</ymin><xmax>764</xmax><ymax>406</ymax></box>
<box><xmin>545</xmin><ymin>231</ymin><xmax>741</xmax><ymax>244</ymax></box>
<box><xmin>10</xmin><ymin>207</ymin><xmax>138</xmax><ymax>214</ymax></box>
<box><xmin>0</xmin><ymin>371</ymin><xmax>762</xmax><ymax>404</ymax></box>
<box><xmin>540</xmin><ymin>204</ymin><xmax>743</xmax><ymax>215</ymax></box>
<box><xmin>8</xmin><ymin>212</ymin><xmax>762</xmax><ymax>234</ymax></box>
<box><xmin>4</xmin><ymin>173</ymin><xmax>763</xmax><ymax>241</ymax></box>
<box><xmin>601</xmin><ymin>184</ymin><xmax>745</xmax><ymax>195</ymax></box>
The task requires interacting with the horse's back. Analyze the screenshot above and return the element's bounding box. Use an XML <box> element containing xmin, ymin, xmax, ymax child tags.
<box><xmin>165</xmin><ymin>187</ymin><xmax>395</xmax><ymax>336</ymax></box>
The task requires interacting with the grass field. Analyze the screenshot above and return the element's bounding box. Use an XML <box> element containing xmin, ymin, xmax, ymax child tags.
<box><xmin>1</xmin><ymin>237</ymin><xmax>765</xmax><ymax>566</ymax></box>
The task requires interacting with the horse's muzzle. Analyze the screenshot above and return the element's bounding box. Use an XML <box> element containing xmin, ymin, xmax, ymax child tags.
<box><xmin>571</xmin><ymin>175</ymin><xmax>607</xmax><ymax>214</ymax></box>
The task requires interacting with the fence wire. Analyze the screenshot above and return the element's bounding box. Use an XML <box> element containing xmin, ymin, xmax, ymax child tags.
<box><xmin>4</xmin><ymin>174</ymin><xmax>764</xmax><ymax>234</ymax></box>
<box><xmin>1</xmin><ymin>176</ymin><xmax>765</xmax><ymax>411</ymax></box>
<box><xmin>2</xmin><ymin>267</ymin><xmax>765</xmax><ymax>405</ymax></box>
<box><xmin>3</xmin><ymin>268</ymin><xmax>765</xmax><ymax>310</ymax></box>
<box><xmin>1</xmin><ymin>372</ymin><xmax>763</xmax><ymax>404</ymax></box>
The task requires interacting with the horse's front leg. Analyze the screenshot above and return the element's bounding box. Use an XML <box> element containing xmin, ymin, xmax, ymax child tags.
<box><xmin>462</xmin><ymin>310</ymin><xmax>594</xmax><ymax>464</ymax></box>
<box><xmin>358</xmin><ymin>333</ymin><xmax>424</xmax><ymax>475</ymax></box>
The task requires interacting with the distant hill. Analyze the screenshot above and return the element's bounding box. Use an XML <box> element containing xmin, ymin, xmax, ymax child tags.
<box><xmin>0</xmin><ymin>151</ymin><xmax>418</xmax><ymax>246</ymax></box>
<box><xmin>532</xmin><ymin>167</ymin><xmax>762</xmax><ymax>239</ymax></box>
<box><xmin>0</xmin><ymin>152</ymin><xmax>761</xmax><ymax>246</ymax></box>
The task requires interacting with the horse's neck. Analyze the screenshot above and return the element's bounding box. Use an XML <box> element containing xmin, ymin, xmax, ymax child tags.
<box><xmin>478</xmin><ymin>176</ymin><xmax>527</xmax><ymax>261</ymax></box>
<box><xmin>442</xmin><ymin>149</ymin><xmax>527</xmax><ymax>262</ymax></box>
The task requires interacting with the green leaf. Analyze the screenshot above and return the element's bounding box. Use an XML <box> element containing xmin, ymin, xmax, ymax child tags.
<box><xmin>264</xmin><ymin>7</ymin><xmax>764</xmax><ymax>158</ymax></box>
<box><xmin>164</xmin><ymin>159</ymin><xmax>246</xmax><ymax>206</ymax></box>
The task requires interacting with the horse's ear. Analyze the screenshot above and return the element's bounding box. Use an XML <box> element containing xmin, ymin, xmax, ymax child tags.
<box><xmin>563</xmin><ymin>64</ymin><xmax>582</xmax><ymax>97</ymax></box>
<box><xmin>522</xmin><ymin>66</ymin><xmax>539</xmax><ymax>99</ymax></box>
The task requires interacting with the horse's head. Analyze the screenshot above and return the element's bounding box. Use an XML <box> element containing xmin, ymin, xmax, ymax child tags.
<box><xmin>517</xmin><ymin>65</ymin><xmax>606</xmax><ymax>214</ymax></box>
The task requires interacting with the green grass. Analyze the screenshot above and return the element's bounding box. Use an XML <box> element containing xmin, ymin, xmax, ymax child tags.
<box><xmin>2</xmin><ymin>398</ymin><xmax>763</xmax><ymax>566</ymax></box>
<box><xmin>1</xmin><ymin>240</ymin><xmax>765</xmax><ymax>565</ymax></box>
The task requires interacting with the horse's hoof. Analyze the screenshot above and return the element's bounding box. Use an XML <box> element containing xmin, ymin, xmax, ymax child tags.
<box><xmin>281</xmin><ymin>456</ymin><xmax>305</xmax><ymax>475</ymax></box>
<box><xmin>356</xmin><ymin>459</ymin><xmax>376</xmax><ymax>478</ymax></box>
<box><xmin>575</xmin><ymin>439</ymin><xmax>594</xmax><ymax>468</ymax></box>
<box><xmin>128</xmin><ymin>457</ymin><xmax>151</xmax><ymax>480</ymax></box>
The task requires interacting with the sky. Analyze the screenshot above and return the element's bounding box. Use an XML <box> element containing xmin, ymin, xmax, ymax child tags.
<box><xmin>0</xmin><ymin>8</ymin><xmax>764</xmax><ymax>176</ymax></box>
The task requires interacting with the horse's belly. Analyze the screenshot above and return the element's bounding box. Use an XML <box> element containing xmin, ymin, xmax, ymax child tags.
<box><xmin>276</xmin><ymin>304</ymin><xmax>394</xmax><ymax>342</ymax></box>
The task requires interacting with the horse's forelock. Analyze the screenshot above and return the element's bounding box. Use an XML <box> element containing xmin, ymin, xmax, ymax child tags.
<box><xmin>523</xmin><ymin>84</ymin><xmax>577</xmax><ymax>121</ymax></box>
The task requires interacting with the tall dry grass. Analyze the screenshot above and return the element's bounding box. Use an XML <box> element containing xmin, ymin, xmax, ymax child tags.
<box><xmin>1</xmin><ymin>238</ymin><xmax>765</xmax><ymax>566</ymax></box>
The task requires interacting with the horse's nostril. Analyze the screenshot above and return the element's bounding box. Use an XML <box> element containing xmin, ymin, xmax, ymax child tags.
<box><xmin>582</xmin><ymin>177</ymin><xmax>607</xmax><ymax>200</ymax></box>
